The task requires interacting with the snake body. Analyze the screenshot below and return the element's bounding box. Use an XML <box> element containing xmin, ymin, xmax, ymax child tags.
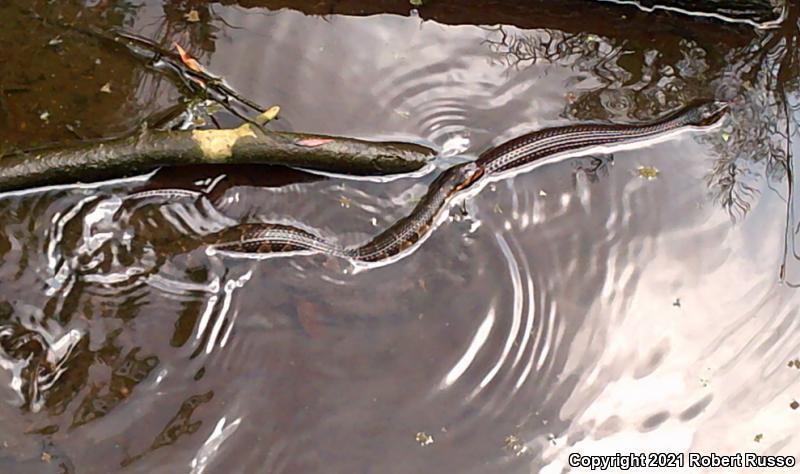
<box><xmin>208</xmin><ymin>161</ymin><xmax>484</xmax><ymax>262</ymax></box>
<box><xmin>476</xmin><ymin>100</ymin><xmax>728</xmax><ymax>174</ymax></box>
<box><xmin>206</xmin><ymin>100</ymin><xmax>728</xmax><ymax>262</ymax></box>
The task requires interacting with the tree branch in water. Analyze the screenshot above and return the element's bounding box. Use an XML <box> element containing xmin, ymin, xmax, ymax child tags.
<box><xmin>0</xmin><ymin>122</ymin><xmax>435</xmax><ymax>193</ymax></box>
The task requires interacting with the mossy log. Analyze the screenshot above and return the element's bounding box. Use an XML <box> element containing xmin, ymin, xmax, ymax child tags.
<box><xmin>0</xmin><ymin>123</ymin><xmax>435</xmax><ymax>193</ymax></box>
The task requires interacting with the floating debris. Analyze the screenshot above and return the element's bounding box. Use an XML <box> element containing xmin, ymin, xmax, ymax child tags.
<box><xmin>185</xmin><ymin>9</ymin><xmax>201</xmax><ymax>23</ymax></box>
<box><xmin>410</xmin><ymin>0</ymin><xmax>424</xmax><ymax>6</ymax></box>
<box><xmin>100</xmin><ymin>82</ymin><xmax>112</xmax><ymax>94</ymax></box>
<box><xmin>339</xmin><ymin>196</ymin><xmax>352</xmax><ymax>208</ymax></box>
<box><xmin>503</xmin><ymin>435</ymin><xmax>528</xmax><ymax>456</ymax></box>
<box><xmin>673</xmin><ymin>298</ymin><xmax>681</xmax><ymax>308</ymax></box>
<box><xmin>41</xmin><ymin>452</ymin><xmax>52</xmax><ymax>463</ymax></box>
<box><xmin>787</xmin><ymin>359</ymin><xmax>800</xmax><ymax>369</ymax></box>
<box><xmin>415</xmin><ymin>431</ymin><xmax>434</xmax><ymax>446</ymax></box>
<box><xmin>790</xmin><ymin>400</ymin><xmax>799</xmax><ymax>410</ymax></box>
<box><xmin>65</xmin><ymin>123</ymin><xmax>83</xmax><ymax>139</ymax></box>
<box><xmin>721</xmin><ymin>132</ymin><xmax>731</xmax><ymax>142</ymax></box>
<box><xmin>538</xmin><ymin>190</ymin><xmax>547</xmax><ymax>197</ymax></box>
<box><xmin>39</xmin><ymin>111</ymin><xmax>50</xmax><ymax>122</ymax></box>
<box><xmin>636</xmin><ymin>165</ymin><xmax>659</xmax><ymax>179</ymax></box>
<box><xmin>565</xmin><ymin>91</ymin><xmax>578</xmax><ymax>104</ymax></box>
<box><xmin>754</xmin><ymin>433</ymin><xmax>763</xmax><ymax>443</ymax></box>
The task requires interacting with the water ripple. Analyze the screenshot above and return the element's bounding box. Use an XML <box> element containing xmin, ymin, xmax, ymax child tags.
<box><xmin>0</xmin><ymin>3</ymin><xmax>794</xmax><ymax>473</ymax></box>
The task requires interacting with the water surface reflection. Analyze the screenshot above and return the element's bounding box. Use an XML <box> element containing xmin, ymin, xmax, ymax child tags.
<box><xmin>1</xmin><ymin>1</ymin><xmax>799</xmax><ymax>473</ymax></box>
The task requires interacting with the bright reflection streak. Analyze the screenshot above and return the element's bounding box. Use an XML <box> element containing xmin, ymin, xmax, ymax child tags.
<box><xmin>205</xmin><ymin>271</ymin><xmax>252</xmax><ymax>354</ymax></box>
<box><xmin>195</xmin><ymin>277</ymin><xmax>221</xmax><ymax>342</ymax></box>
<box><xmin>469</xmin><ymin>233</ymin><xmax>522</xmax><ymax>399</ymax></box>
<box><xmin>190</xmin><ymin>416</ymin><xmax>242</xmax><ymax>474</ymax></box>
<box><xmin>440</xmin><ymin>307</ymin><xmax>495</xmax><ymax>389</ymax></box>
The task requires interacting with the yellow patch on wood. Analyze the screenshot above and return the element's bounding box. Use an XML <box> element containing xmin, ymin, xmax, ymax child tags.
<box><xmin>256</xmin><ymin>106</ymin><xmax>280</xmax><ymax>125</ymax></box>
<box><xmin>191</xmin><ymin>125</ymin><xmax>256</xmax><ymax>161</ymax></box>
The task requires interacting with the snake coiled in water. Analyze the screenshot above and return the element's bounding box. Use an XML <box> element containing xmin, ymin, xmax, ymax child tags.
<box><xmin>203</xmin><ymin>100</ymin><xmax>728</xmax><ymax>262</ymax></box>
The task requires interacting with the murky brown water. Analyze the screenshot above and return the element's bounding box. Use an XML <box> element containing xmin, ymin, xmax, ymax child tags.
<box><xmin>1</xmin><ymin>1</ymin><xmax>799</xmax><ymax>473</ymax></box>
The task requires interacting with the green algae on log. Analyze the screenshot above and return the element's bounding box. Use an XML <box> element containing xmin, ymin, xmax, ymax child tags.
<box><xmin>0</xmin><ymin>123</ymin><xmax>436</xmax><ymax>193</ymax></box>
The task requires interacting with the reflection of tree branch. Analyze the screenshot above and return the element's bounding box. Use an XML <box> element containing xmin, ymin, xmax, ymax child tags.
<box><xmin>706</xmin><ymin>160</ymin><xmax>757</xmax><ymax>218</ymax></box>
<box><xmin>483</xmin><ymin>11</ymin><xmax>800</xmax><ymax>281</ymax></box>
<box><xmin>483</xmin><ymin>25</ymin><xmax>723</xmax><ymax>122</ymax></box>
<box><xmin>483</xmin><ymin>16</ymin><xmax>797</xmax><ymax>219</ymax></box>
<box><xmin>702</xmin><ymin>81</ymin><xmax>787</xmax><ymax>218</ymax></box>
<box><xmin>777</xmin><ymin>14</ymin><xmax>800</xmax><ymax>281</ymax></box>
<box><xmin>483</xmin><ymin>26</ymin><xmax>561</xmax><ymax>68</ymax></box>
<box><xmin>120</xmin><ymin>391</ymin><xmax>214</xmax><ymax>467</ymax></box>
<box><xmin>486</xmin><ymin>25</ymin><xmax>728</xmax><ymax>182</ymax></box>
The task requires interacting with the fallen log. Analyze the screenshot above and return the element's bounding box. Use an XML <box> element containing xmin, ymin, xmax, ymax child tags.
<box><xmin>0</xmin><ymin>122</ymin><xmax>435</xmax><ymax>193</ymax></box>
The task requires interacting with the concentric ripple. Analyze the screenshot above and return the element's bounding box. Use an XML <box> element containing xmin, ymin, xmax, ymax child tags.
<box><xmin>0</xmin><ymin>3</ymin><xmax>797</xmax><ymax>474</ymax></box>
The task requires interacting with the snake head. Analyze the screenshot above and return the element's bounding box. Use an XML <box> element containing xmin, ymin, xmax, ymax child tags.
<box><xmin>453</xmin><ymin>162</ymin><xmax>485</xmax><ymax>192</ymax></box>
<box><xmin>686</xmin><ymin>100</ymin><xmax>729</xmax><ymax>127</ymax></box>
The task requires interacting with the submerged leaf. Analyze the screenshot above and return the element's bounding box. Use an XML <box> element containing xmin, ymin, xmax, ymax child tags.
<box><xmin>636</xmin><ymin>165</ymin><xmax>659</xmax><ymax>179</ymax></box>
<box><xmin>173</xmin><ymin>42</ymin><xmax>203</xmax><ymax>73</ymax></box>
<box><xmin>415</xmin><ymin>432</ymin><xmax>434</xmax><ymax>446</ymax></box>
<box><xmin>185</xmin><ymin>10</ymin><xmax>201</xmax><ymax>23</ymax></box>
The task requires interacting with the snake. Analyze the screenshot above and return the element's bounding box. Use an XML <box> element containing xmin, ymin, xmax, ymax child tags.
<box><xmin>203</xmin><ymin>100</ymin><xmax>728</xmax><ymax>262</ymax></box>
<box><xmin>205</xmin><ymin>160</ymin><xmax>485</xmax><ymax>262</ymax></box>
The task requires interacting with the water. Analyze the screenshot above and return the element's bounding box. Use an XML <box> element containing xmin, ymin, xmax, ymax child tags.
<box><xmin>0</xmin><ymin>1</ymin><xmax>798</xmax><ymax>472</ymax></box>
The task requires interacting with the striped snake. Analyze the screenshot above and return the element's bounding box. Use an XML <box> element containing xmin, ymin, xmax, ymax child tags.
<box><xmin>201</xmin><ymin>100</ymin><xmax>728</xmax><ymax>262</ymax></box>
